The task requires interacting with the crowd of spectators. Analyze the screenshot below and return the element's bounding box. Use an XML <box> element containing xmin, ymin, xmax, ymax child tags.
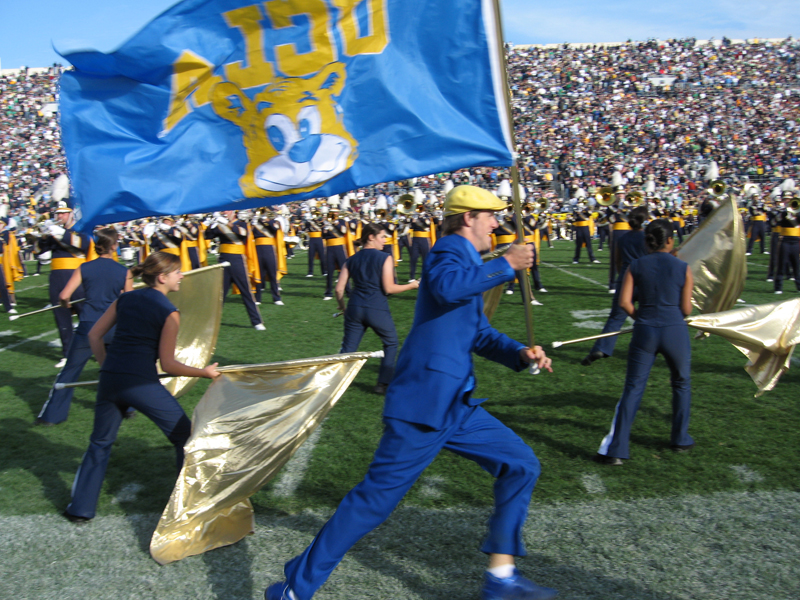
<box><xmin>1</xmin><ymin>37</ymin><xmax>799</xmax><ymax>224</ymax></box>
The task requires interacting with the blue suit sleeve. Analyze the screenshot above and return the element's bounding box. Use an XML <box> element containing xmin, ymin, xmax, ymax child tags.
<box><xmin>426</xmin><ymin>250</ymin><xmax>515</xmax><ymax>306</ymax></box>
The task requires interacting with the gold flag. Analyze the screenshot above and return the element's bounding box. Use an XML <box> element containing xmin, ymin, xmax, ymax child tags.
<box><xmin>676</xmin><ymin>195</ymin><xmax>747</xmax><ymax>314</ymax></box>
<box><xmin>149</xmin><ymin>351</ymin><xmax>378</xmax><ymax>565</ymax></box>
<box><xmin>687</xmin><ymin>298</ymin><xmax>800</xmax><ymax>396</ymax></box>
<box><xmin>161</xmin><ymin>263</ymin><xmax>224</xmax><ymax>397</ymax></box>
<box><xmin>482</xmin><ymin>246</ymin><xmax>511</xmax><ymax>321</ymax></box>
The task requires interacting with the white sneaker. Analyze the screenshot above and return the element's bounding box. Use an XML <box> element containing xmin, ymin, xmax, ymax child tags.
<box><xmin>323</xmin><ymin>296</ymin><xmax>333</xmax><ymax>301</ymax></box>
<box><xmin>767</xmin><ymin>278</ymin><xmax>774</xmax><ymax>282</ymax></box>
<box><xmin>775</xmin><ymin>291</ymin><xmax>783</xmax><ymax>295</ymax></box>
<box><xmin>764</xmin><ymin>251</ymin><xmax>769</xmax><ymax>255</ymax></box>
<box><xmin>55</xmin><ymin>358</ymin><xmax>67</xmax><ymax>369</ymax></box>
<box><xmin>275</xmin><ymin>301</ymin><xmax>284</xmax><ymax>306</ymax></box>
<box><xmin>33</xmin><ymin>273</ymin><xmax>40</xmax><ymax>276</ymax></box>
<box><xmin>736</xmin><ymin>298</ymin><xmax>745</xmax><ymax>303</ymax></box>
<box><xmin>505</xmin><ymin>290</ymin><xmax>513</xmax><ymax>295</ymax></box>
<box><xmin>572</xmin><ymin>261</ymin><xmax>578</xmax><ymax>264</ymax></box>
<box><xmin>597</xmin><ymin>248</ymin><xmax>603</xmax><ymax>251</ymax></box>
<box><xmin>8</xmin><ymin>308</ymin><xmax>17</xmax><ymax>314</ymax></box>
<box><xmin>306</xmin><ymin>274</ymin><xmax>314</xmax><ymax>278</ymax></box>
<box><xmin>255</xmin><ymin>301</ymin><xmax>262</xmax><ymax>305</ymax></box>
<box><xmin>397</xmin><ymin>259</ymin><xmax>403</xmax><ymax>262</ymax></box>
<box><xmin>254</xmin><ymin>323</ymin><xmax>266</xmax><ymax>330</ymax></box>
<box><xmin>530</xmin><ymin>299</ymin><xmax>543</xmax><ymax>306</ymax></box>
<box><xmin>592</xmin><ymin>259</ymin><xmax>601</xmax><ymax>264</ymax></box>
<box><xmin>608</xmin><ymin>289</ymin><xmax>616</xmax><ymax>294</ymax></box>
<box><xmin>538</xmin><ymin>288</ymin><xmax>548</xmax><ymax>293</ymax></box>
<box><xmin>745</xmin><ymin>252</ymin><xmax>751</xmax><ymax>256</ymax></box>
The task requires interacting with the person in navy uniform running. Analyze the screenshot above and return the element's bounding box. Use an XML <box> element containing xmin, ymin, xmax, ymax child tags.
<box><xmin>63</xmin><ymin>252</ymin><xmax>220</xmax><ymax>522</ymax></box>
<box><xmin>266</xmin><ymin>185</ymin><xmax>556</xmax><ymax>600</ymax></box>
<box><xmin>595</xmin><ymin>218</ymin><xmax>695</xmax><ymax>465</ymax></box>
<box><xmin>582</xmin><ymin>206</ymin><xmax>648</xmax><ymax>365</ymax></box>
<box><xmin>334</xmin><ymin>223</ymin><xmax>419</xmax><ymax>394</ymax></box>
<box><xmin>37</xmin><ymin>228</ymin><xmax>133</xmax><ymax>425</ymax></box>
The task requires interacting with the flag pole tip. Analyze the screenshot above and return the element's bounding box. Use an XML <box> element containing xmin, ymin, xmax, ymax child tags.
<box><xmin>551</xmin><ymin>341</ymin><xmax>562</xmax><ymax>348</ymax></box>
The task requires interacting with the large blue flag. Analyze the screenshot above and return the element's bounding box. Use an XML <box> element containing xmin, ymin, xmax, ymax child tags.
<box><xmin>60</xmin><ymin>0</ymin><xmax>513</xmax><ymax>230</ymax></box>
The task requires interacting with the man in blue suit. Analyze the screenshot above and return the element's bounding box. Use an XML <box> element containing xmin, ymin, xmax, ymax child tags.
<box><xmin>266</xmin><ymin>186</ymin><xmax>556</xmax><ymax>600</ymax></box>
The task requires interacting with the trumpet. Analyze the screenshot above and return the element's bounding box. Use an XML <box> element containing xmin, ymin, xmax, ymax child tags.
<box><xmin>595</xmin><ymin>186</ymin><xmax>616</xmax><ymax>207</ymax></box>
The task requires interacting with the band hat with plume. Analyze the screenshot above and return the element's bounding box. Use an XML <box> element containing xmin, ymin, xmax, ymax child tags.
<box><xmin>444</xmin><ymin>185</ymin><xmax>507</xmax><ymax>217</ymax></box>
<box><xmin>54</xmin><ymin>201</ymin><xmax>73</xmax><ymax>214</ymax></box>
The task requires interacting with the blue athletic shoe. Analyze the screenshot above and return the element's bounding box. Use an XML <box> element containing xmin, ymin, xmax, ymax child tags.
<box><xmin>482</xmin><ymin>569</ymin><xmax>558</xmax><ymax>600</ymax></box>
<box><xmin>265</xmin><ymin>582</ymin><xmax>293</xmax><ymax>600</ymax></box>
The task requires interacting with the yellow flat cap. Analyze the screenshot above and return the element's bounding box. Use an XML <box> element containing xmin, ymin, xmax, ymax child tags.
<box><xmin>444</xmin><ymin>185</ymin><xmax>508</xmax><ymax>217</ymax></box>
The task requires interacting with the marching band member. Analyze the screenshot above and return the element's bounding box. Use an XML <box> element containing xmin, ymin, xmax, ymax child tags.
<box><xmin>177</xmin><ymin>215</ymin><xmax>203</xmax><ymax>269</ymax></box>
<box><xmin>0</xmin><ymin>218</ymin><xmax>20</xmax><ymax>314</ymax></box>
<box><xmin>745</xmin><ymin>198</ymin><xmax>768</xmax><ymax>256</ymax></box>
<box><xmin>204</xmin><ymin>210</ymin><xmax>265</xmax><ymax>330</ymax></box>
<box><xmin>36</xmin><ymin>202</ymin><xmax>92</xmax><ymax>368</ymax></box>
<box><xmin>303</xmin><ymin>211</ymin><xmax>327</xmax><ymax>278</ymax></box>
<box><xmin>334</xmin><ymin>223</ymin><xmax>419</xmax><ymax>394</ymax></box>
<box><xmin>37</xmin><ymin>228</ymin><xmax>133</xmax><ymax>425</ymax></box>
<box><xmin>570</xmin><ymin>202</ymin><xmax>600</xmax><ymax>265</ymax></box>
<box><xmin>323</xmin><ymin>207</ymin><xmax>349</xmax><ymax>301</ymax></box>
<box><xmin>766</xmin><ymin>197</ymin><xmax>783</xmax><ymax>282</ymax></box>
<box><xmin>64</xmin><ymin>252</ymin><xmax>220</xmax><ymax>522</ymax></box>
<box><xmin>252</xmin><ymin>210</ymin><xmax>285</xmax><ymax>306</ymax></box>
<box><xmin>774</xmin><ymin>195</ymin><xmax>800</xmax><ymax>294</ymax></box>
<box><xmin>407</xmin><ymin>205</ymin><xmax>435</xmax><ymax>282</ymax></box>
<box><xmin>595</xmin><ymin>218</ymin><xmax>694</xmax><ymax>465</ymax></box>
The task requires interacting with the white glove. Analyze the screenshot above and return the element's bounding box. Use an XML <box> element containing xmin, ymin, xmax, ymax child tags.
<box><xmin>216</xmin><ymin>216</ymin><xmax>229</xmax><ymax>225</ymax></box>
<box><xmin>159</xmin><ymin>222</ymin><xmax>171</xmax><ymax>231</ymax></box>
<box><xmin>49</xmin><ymin>224</ymin><xmax>66</xmax><ymax>238</ymax></box>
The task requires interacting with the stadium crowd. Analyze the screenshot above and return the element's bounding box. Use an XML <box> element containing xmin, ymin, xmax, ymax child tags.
<box><xmin>1</xmin><ymin>38</ymin><xmax>799</xmax><ymax>221</ymax></box>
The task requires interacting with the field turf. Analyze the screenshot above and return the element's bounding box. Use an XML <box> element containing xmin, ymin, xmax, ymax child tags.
<box><xmin>1</xmin><ymin>240</ymin><xmax>798</xmax><ymax>599</ymax></box>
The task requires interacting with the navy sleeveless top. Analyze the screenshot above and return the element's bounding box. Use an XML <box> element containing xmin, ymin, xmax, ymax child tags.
<box><xmin>345</xmin><ymin>248</ymin><xmax>390</xmax><ymax>310</ymax></box>
<box><xmin>102</xmin><ymin>287</ymin><xmax>178</xmax><ymax>379</ymax></box>
<box><xmin>629</xmin><ymin>252</ymin><xmax>688</xmax><ymax>327</ymax></box>
<box><xmin>616</xmin><ymin>230</ymin><xmax>646</xmax><ymax>277</ymax></box>
<box><xmin>78</xmin><ymin>258</ymin><xmax>128</xmax><ymax>328</ymax></box>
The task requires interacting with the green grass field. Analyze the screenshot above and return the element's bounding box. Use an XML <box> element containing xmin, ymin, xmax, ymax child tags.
<box><xmin>1</xmin><ymin>241</ymin><xmax>798</xmax><ymax>599</ymax></box>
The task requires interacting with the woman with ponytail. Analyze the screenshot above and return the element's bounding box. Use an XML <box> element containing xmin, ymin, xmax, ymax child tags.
<box><xmin>37</xmin><ymin>228</ymin><xmax>133</xmax><ymax>425</ymax></box>
<box><xmin>595</xmin><ymin>218</ymin><xmax>695</xmax><ymax>465</ymax></box>
<box><xmin>64</xmin><ymin>251</ymin><xmax>220</xmax><ymax>522</ymax></box>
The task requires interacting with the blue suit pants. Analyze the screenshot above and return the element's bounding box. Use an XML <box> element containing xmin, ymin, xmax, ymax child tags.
<box><xmin>572</xmin><ymin>226</ymin><xmax>595</xmax><ymax>262</ymax></box>
<box><xmin>324</xmin><ymin>246</ymin><xmax>347</xmax><ymax>296</ymax></box>
<box><xmin>39</xmin><ymin>331</ymin><xmax>94</xmax><ymax>423</ymax></box>
<box><xmin>747</xmin><ymin>221</ymin><xmax>766</xmax><ymax>254</ymax></box>
<box><xmin>340</xmin><ymin>304</ymin><xmax>398</xmax><ymax>384</ymax></box>
<box><xmin>255</xmin><ymin>245</ymin><xmax>281</xmax><ymax>303</ymax></box>
<box><xmin>284</xmin><ymin>408</ymin><xmax>540</xmax><ymax>600</ymax></box>
<box><xmin>67</xmin><ymin>372</ymin><xmax>191</xmax><ymax>519</ymax></box>
<box><xmin>598</xmin><ymin>323</ymin><xmax>693</xmax><ymax>459</ymax></box>
<box><xmin>774</xmin><ymin>237</ymin><xmax>800</xmax><ymax>292</ymax></box>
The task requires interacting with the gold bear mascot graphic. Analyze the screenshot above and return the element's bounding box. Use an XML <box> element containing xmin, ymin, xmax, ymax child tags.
<box><xmin>212</xmin><ymin>62</ymin><xmax>358</xmax><ymax>197</ymax></box>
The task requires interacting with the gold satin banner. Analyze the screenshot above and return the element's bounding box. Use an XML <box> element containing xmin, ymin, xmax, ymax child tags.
<box><xmin>149</xmin><ymin>351</ymin><xmax>377</xmax><ymax>565</ymax></box>
<box><xmin>687</xmin><ymin>298</ymin><xmax>800</xmax><ymax>396</ymax></box>
<box><xmin>676</xmin><ymin>195</ymin><xmax>747</xmax><ymax>314</ymax></box>
<box><xmin>161</xmin><ymin>263</ymin><xmax>224</xmax><ymax>398</ymax></box>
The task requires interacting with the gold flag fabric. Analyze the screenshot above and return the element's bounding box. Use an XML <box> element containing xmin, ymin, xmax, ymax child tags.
<box><xmin>687</xmin><ymin>298</ymin><xmax>800</xmax><ymax>396</ymax></box>
<box><xmin>676</xmin><ymin>196</ymin><xmax>747</xmax><ymax>314</ymax></box>
<box><xmin>161</xmin><ymin>263</ymin><xmax>224</xmax><ymax>398</ymax></box>
<box><xmin>149</xmin><ymin>351</ymin><xmax>378</xmax><ymax>565</ymax></box>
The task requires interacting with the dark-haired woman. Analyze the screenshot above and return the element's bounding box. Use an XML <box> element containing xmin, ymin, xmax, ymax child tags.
<box><xmin>595</xmin><ymin>219</ymin><xmax>694</xmax><ymax>465</ymax></box>
<box><xmin>64</xmin><ymin>251</ymin><xmax>220</xmax><ymax>522</ymax></box>
<box><xmin>37</xmin><ymin>228</ymin><xmax>133</xmax><ymax>425</ymax></box>
<box><xmin>583</xmin><ymin>206</ymin><xmax>649</xmax><ymax>365</ymax></box>
<box><xmin>335</xmin><ymin>224</ymin><xmax>419</xmax><ymax>394</ymax></box>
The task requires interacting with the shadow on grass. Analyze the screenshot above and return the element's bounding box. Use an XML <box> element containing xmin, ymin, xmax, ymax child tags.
<box><xmin>0</xmin><ymin>417</ymin><xmax>83</xmax><ymax>511</ymax></box>
<box><xmin>251</xmin><ymin>507</ymin><xmax>686</xmax><ymax>600</ymax></box>
<box><xmin>0</xmin><ymin>368</ymin><xmax>59</xmax><ymax>419</ymax></box>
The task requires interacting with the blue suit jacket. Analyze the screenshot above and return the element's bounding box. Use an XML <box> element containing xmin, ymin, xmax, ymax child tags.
<box><xmin>383</xmin><ymin>233</ymin><xmax>527</xmax><ymax>430</ymax></box>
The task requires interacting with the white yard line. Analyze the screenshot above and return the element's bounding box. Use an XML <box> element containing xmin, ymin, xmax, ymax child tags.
<box><xmin>272</xmin><ymin>426</ymin><xmax>323</xmax><ymax>498</ymax></box>
<box><xmin>729</xmin><ymin>464</ymin><xmax>765</xmax><ymax>484</ymax></box>
<box><xmin>541</xmin><ymin>261</ymin><xmax>607</xmax><ymax>288</ymax></box>
<box><xmin>580</xmin><ymin>473</ymin><xmax>607</xmax><ymax>495</ymax></box>
<box><xmin>0</xmin><ymin>329</ymin><xmax>59</xmax><ymax>353</ymax></box>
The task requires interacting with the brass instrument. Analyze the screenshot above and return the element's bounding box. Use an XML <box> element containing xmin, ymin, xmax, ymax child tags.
<box><xmin>376</xmin><ymin>208</ymin><xmax>388</xmax><ymax>219</ymax></box>
<box><xmin>709</xmin><ymin>180</ymin><xmax>727</xmax><ymax>197</ymax></box>
<box><xmin>396</xmin><ymin>193</ymin><xmax>415</xmax><ymax>215</ymax></box>
<box><xmin>787</xmin><ymin>197</ymin><xmax>800</xmax><ymax>215</ymax></box>
<box><xmin>595</xmin><ymin>186</ymin><xmax>616</xmax><ymax>207</ymax></box>
<box><xmin>623</xmin><ymin>190</ymin><xmax>643</xmax><ymax>208</ymax></box>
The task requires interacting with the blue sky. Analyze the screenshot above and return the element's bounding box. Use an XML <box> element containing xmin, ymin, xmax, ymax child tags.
<box><xmin>1</xmin><ymin>0</ymin><xmax>798</xmax><ymax>69</ymax></box>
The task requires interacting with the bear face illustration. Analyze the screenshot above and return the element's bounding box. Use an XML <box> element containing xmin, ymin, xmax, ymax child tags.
<box><xmin>212</xmin><ymin>62</ymin><xmax>358</xmax><ymax>197</ymax></box>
